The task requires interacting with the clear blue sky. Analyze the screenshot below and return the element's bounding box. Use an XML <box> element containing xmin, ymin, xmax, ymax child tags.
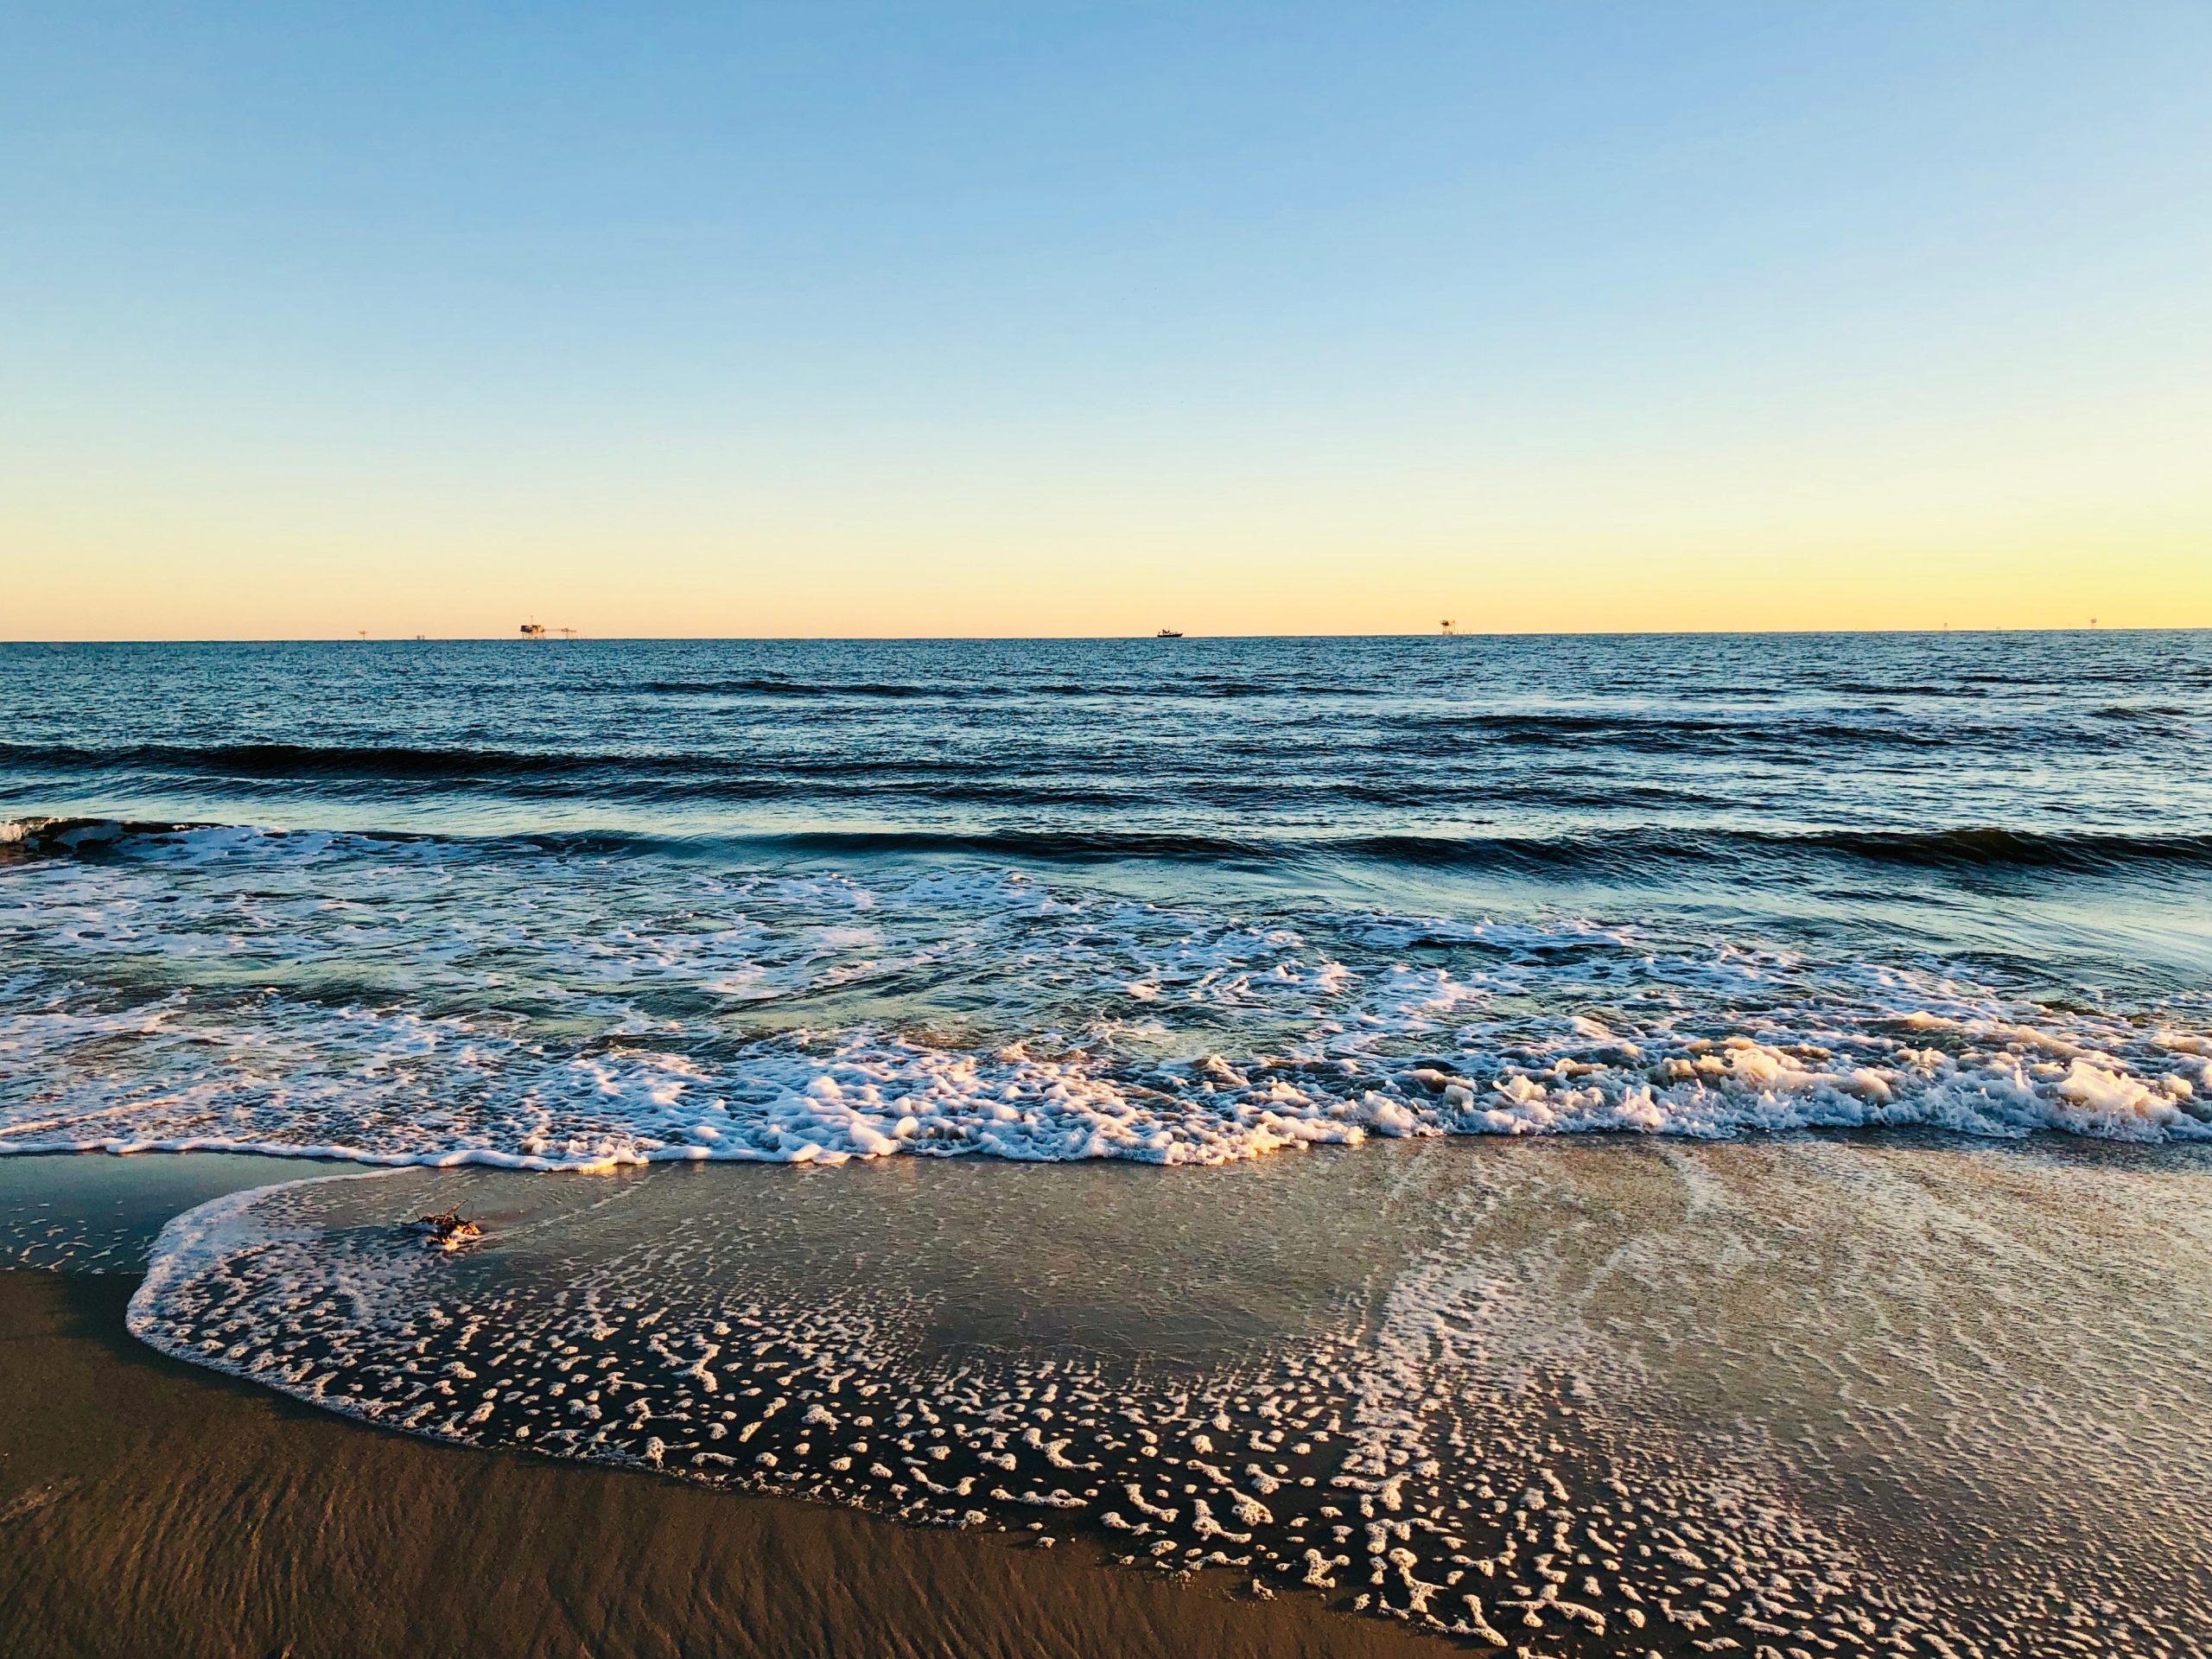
<box><xmin>5</xmin><ymin>3</ymin><xmax>2209</xmax><ymax>636</ymax></box>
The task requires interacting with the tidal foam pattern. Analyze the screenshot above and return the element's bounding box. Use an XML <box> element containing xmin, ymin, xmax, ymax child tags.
<box><xmin>128</xmin><ymin>1141</ymin><xmax>2212</xmax><ymax>1657</ymax></box>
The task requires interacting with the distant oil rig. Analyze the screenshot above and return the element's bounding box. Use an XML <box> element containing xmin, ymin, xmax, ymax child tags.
<box><xmin>519</xmin><ymin>621</ymin><xmax>579</xmax><ymax>639</ymax></box>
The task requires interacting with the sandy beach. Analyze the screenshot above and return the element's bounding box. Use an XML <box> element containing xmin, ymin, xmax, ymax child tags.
<box><xmin>0</xmin><ymin>1270</ymin><xmax>1450</xmax><ymax>1659</ymax></box>
<box><xmin>7</xmin><ymin>1128</ymin><xmax>2212</xmax><ymax>1656</ymax></box>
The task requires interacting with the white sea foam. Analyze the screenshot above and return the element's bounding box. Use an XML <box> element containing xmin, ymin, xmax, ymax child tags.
<box><xmin>3</xmin><ymin>823</ymin><xmax>2209</xmax><ymax>1170</ymax></box>
<box><xmin>123</xmin><ymin>1139</ymin><xmax>2212</xmax><ymax>1653</ymax></box>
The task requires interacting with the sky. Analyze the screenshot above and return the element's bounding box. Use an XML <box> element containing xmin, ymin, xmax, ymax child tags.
<box><xmin>3</xmin><ymin>2</ymin><xmax>2209</xmax><ymax>639</ymax></box>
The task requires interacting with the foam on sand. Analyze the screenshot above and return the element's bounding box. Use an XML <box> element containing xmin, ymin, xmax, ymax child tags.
<box><xmin>125</xmin><ymin>1137</ymin><xmax>2212</xmax><ymax>1656</ymax></box>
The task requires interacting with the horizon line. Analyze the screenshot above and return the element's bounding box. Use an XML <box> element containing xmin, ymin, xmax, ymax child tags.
<box><xmin>4</xmin><ymin>624</ymin><xmax>2206</xmax><ymax>646</ymax></box>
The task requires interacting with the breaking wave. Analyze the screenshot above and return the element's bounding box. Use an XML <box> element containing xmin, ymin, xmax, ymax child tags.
<box><xmin>13</xmin><ymin>814</ymin><xmax>2212</xmax><ymax>879</ymax></box>
<box><xmin>3</xmin><ymin>820</ymin><xmax>2208</xmax><ymax>1172</ymax></box>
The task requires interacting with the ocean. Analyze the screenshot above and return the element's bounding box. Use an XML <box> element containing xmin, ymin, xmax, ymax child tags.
<box><xmin>5</xmin><ymin>632</ymin><xmax>2212</xmax><ymax>1656</ymax></box>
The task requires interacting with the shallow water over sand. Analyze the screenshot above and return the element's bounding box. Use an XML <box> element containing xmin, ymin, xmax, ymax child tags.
<box><xmin>130</xmin><ymin>1135</ymin><xmax>2212</xmax><ymax>1656</ymax></box>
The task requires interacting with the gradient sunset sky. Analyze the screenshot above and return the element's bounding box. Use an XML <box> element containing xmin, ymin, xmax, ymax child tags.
<box><xmin>5</xmin><ymin>3</ymin><xmax>2208</xmax><ymax>639</ymax></box>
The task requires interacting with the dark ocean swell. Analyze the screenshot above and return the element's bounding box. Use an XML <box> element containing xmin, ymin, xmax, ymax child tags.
<box><xmin>15</xmin><ymin>814</ymin><xmax>2212</xmax><ymax>883</ymax></box>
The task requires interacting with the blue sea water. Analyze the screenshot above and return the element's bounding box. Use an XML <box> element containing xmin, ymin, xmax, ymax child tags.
<box><xmin>11</xmin><ymin>633</ymin><xmax>2212</xmax><ymax>1656</ymax></box>
<box><xmin>3</xmin><ymin>632</ymin><xmax>2210</xmax><ymax>1166</ymax></box>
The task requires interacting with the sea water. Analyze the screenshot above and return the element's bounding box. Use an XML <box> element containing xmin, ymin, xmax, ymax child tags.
<box><xmin>5</xmin><ymin>632</ymin><xmax>2211</xmax><ymax>1654</ymax></box>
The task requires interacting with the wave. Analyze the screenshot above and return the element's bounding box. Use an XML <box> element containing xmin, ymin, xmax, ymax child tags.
<box><xmin>641</xmin><ymin>678</ymin><xmax>954</xmax><ymax>698</ymax></box>
<box><xmin>13</xmin><ymin>813</ymin><xmax>2212</xmax><ymax>880</ymax></box>
<box><xmin>1774</xmin><ymin>826</ymin><xmax>2212</xmax><ymax>873</ymax></box>
<box><xmin>632</xmin><ymin>677</ymin><xmax>1391</xmax><ymax>700</ymax></box>
<box><xmin>1820</xmin><ymin>680</ymin><xmax>1993</xmax><ymax>699</ymax></box>
<box><xmin>0</xmin><ymin>740</ymin><xmax>597</xmax><ymax>780</ymax></box>
<box><xmin>8</xmin><ymin>818</ymin><xmax>2212</xmax><ymax>1175</ymax></box>
<box><xmin>9</xmin><ymin>954</ymin><xmax>2210</xmax><ymax>1171</ymax></box>
<box><xmin>1386</xmin><ymin>708</ymin><xmax>2179</xmax><ymax>753</ymax></box>
<box><xmin>0</xmin><ymin>742</ymin><xmax>1145</xmax><ymax>796</ymax></box>
<box><xmin>651</xmin><ymin>823</ymin><xmax>2212</xmax><ymax>878</ymax></box>
<box><xmin>0</xmin><ymin>702</ymin><xmax>2167</xmax><ymax>794</ymax></box>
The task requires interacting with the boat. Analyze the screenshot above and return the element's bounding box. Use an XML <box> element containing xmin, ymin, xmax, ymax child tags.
<box><xmin>1155</xmin><ymin>628</ymin><xmax>1183</xmax><ymax>639</ymax></box>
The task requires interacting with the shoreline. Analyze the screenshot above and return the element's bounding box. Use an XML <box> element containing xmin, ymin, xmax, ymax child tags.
<box><xmin>0</xmin><ymin>1270</ymin><xmax>1451</xmax><ymax>1659</ymax></box>
<box><xmin>8</xmin><ymin>1128</ymin><xmax>2212</xmax><ymax>1656</ymax></box>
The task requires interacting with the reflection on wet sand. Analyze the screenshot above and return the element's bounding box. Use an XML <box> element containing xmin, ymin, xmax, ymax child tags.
<box><xmin>132</xmin><ymin>1135</ymin><xmax>2212</xmax><ymax>1656</ymax></box>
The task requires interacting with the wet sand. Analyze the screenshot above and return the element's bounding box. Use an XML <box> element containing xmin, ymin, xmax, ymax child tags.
<box><xmin>0</xmin><ymin>1273</ymin><xmax>1448</xmax><ymax>1659</ymax></box>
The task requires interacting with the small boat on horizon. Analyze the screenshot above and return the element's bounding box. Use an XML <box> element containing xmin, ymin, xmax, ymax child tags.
<box><xmin>1155</xmin><ymin>627</ymin><xmax>1184</xmax><ymax>638</ymax></box>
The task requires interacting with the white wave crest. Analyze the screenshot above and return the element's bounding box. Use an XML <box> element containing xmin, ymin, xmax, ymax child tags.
<box><xmin>3</xmin><ymin>832</ymin><xmax>2208</xmax><ymax>1168</ymax></box>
